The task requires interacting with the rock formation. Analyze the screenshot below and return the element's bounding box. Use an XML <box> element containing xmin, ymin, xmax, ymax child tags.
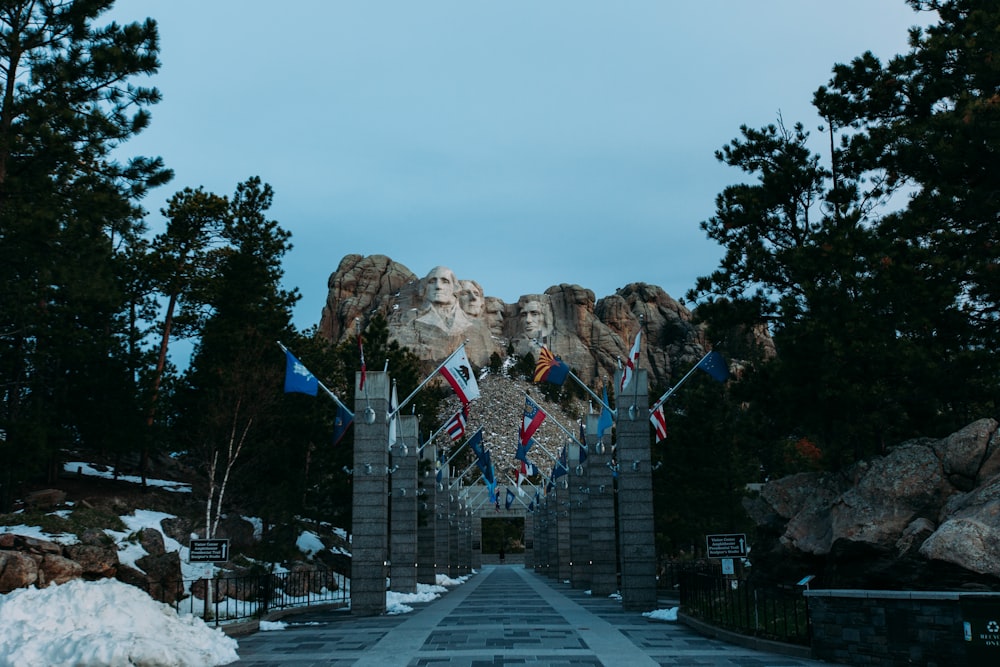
<box><xmin>319</xmin><ymin>254</ymin><xmax>719</xmax><ymax>388</ymax></box>
<box><xmin>744</xmin><ymin>418</ymin><xmax>1000</xmax><ymax>590</ymax></box>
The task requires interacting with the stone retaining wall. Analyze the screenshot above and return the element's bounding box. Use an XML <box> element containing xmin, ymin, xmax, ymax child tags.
<box><xmin>805</xmin><ymin>589</ymin><xmax>1000</xmax><ymax>666</ymax></box>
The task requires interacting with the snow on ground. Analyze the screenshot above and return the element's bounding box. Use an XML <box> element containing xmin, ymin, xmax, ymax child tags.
<box><xmin>386</xmin><ymin>582</ymin><xmax>450</xmax><ymax>615</ymax></box>
<box><xmin>62</xmin><ymin>461</ymin><xmax>192</xmax><ymax>493</ymax></box>
<box><xmin>643</xmin><ymin>607</ymin><xmax>679</xmax><ymax>622</ymax></box>
<box><xmin>0</xmin><ymin>579</ymin><xmax>238</xmax><ymax>667</ymax></box>
<box><xmin>296</xmin><ymin>530</ymin><xmax>325</xmax><ymax>557</ymax></box>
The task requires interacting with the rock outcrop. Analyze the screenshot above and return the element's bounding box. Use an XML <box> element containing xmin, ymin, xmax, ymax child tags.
<box><xmin>744</xmin><ymin>418</ymin><xmax>1000</xmax><ymax>589</ymax></box>
<box><xmin>319</xmin><ymin>254</ymin><xmax>723</xmax><ymax>388</ymax></box>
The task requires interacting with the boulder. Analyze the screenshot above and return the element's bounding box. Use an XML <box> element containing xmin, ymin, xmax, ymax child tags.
<box><xmin>746</xmin><ymin>419</ymin><xmax>1000</xmax><ymax>589</ymax></box>
<box><xmin>64</xmin><ymin>543</ymin><xmax>118</xmax><ymax>579</ymax></box>
<box><xmin>38</xmin><ymin>553</ymin><xmax>84</xmax><ymax>586</ymax></box>
<box><xmin>138</xmin><ymin>527</ymin><xmax>165</xmax><ymax>556</ymax></box>
<box><xmin>0</xmin><ymin>551</ymin><xmax>39</xmax><ymax>592</ymax></box>
<box><xmin>134</xmin><ymin>551</ymin><xmax>183</xmax><ymax>603</ymax></box>
<box><xmin>25</xmin><ymin>488</ymin><xmax>67</xmax><ymax>509</ymax></box>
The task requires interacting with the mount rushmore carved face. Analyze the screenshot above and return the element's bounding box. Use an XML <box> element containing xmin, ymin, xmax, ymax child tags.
<box><xmin>424</xmin><ymin>266</ymin><xmax>459</xmax><ymax>308</ymax></box>
<box><xmin>517</xmin><ymin>296</ymin><xmax>552</xmax><ymax>341</ymax></box>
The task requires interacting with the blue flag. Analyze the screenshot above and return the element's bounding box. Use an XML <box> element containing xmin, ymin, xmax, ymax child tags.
<box><xmin>331</xmin><ymin>402</ymin><xmax>354</xmax><ymax>446</ymax></box>
<box><xmin>697</xmin><ymin>351</ymin><xmax>729</xmax><ymax>382</ymax></box>
<box><xmin>505</xmin><ymin>488</ymin><xmax>515</xmax><ymax>510</ymax></box>
<box><xmin>597</xmin><ymin>386</ymin><xmax>613</xmax><ymax>439</ymax></box>
<box><xmin>284</xmin><ymin>350</ymin><xmax>318</xmax><ymax>395</ymax></box>
<box><xmin>552</xmin><ymin>447</ymin><xmax>568</xmax><ymax>479</ymax></box>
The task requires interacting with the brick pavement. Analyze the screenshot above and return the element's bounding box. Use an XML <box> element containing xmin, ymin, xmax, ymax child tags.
<box><xmin>233</xmin><ymin>565</ymin><xmax>836</xmax><ymax>666</ymax></box>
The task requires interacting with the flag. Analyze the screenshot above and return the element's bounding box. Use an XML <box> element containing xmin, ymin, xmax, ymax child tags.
<box><xmin>521</xmin><ymin>396</ymin><xmax>546</xmax><ymax>446</ymax></box>
<box><xmin>467</xmin><ymin>428</ymin><xmax>486</xmax><ymax>462</ymax></box>
<box><xmin>528</xmin><ymin>500</ymin><xmax>535</xmax><ymax>512</ymax></box>
<box><xmin>578</xmin><ymin>422</ymin><xmax>588</xmax><ymax>464</ymax></box>
<box><xmin>358</xmin><ymin>332</ymin><xmax>366</xmax><ymax>390</ymax></box>
<box><xmin>436</xmin><ymin>449</ymin><xmax>446</xmax><ymax>484</ymax></box>
<box><xmin>650</xmin><ymin>404</ymin><xmax>668</xmax><ymax>443</ymax></box>
<box><xmin>332</xmin><ymin>403</ymin><xmax>354</xmax><ymax>446</ymax></box>
<box><xmin>597</xmin><ymin>386</ymin><xmax>613</xmax><ymax>439</ymax></box>
<box><xmin>619</xmin><ymin>330</ymin><xmax>641</xmax><ymax>392</ymax></box>
<box><xmin>388</xmin><ymin>381</ymin><xmax>399</xmax><ymax>447</ymax></box>
<box><xmin>444</xmin><ymin>410</ymin><xmax>466</xmax><ymax>442</ymax></box>
<box><xmin>505</xmin><ymin>488</ymin><xmax>515</xmax><ymax>510</ymax></box>
<box><xmin>697</xmin><ymin>351</ymin><xmax>730</xmax><ymax>382</ymax></box>
<box><xmin>552</xmin><ymin>447</ymin><xmax>568</xmax><ymax>480</ymax></box>
<box><xmin>284</xmin><ymin>350</ymin><xmax>318</xmax><ymax>395</ymax></box>
<box><xmin>438</xmin><ymin>345</ymin><xmax>480</xmax><ymax>405</ymax></box>
<box><xmin>533</xmin><ymin>347</ymin><xmax>569</xmax><ymax>385</ymax></box>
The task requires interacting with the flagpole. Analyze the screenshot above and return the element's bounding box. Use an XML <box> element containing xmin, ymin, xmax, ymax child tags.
<box><xmin>389</xmin><ymin>343</ymin><xmax>466</xmax><ymax>419</ymax></box>
<box><xmin>525</xmin><ymin>392</ymin><xmax>584</xmax><ymax>447</ymax></box>
<box><xmin>649</xmin><ymin>351</ymin><xmax>713</xmax><ymax>414</ymax></box>
<box><xmin>276</xmin><ymin>341</ymin><xmax>354</xmax><ymax>417</ymax></box>
<box><xmin>442</xmin><ymin>426</ymin><xmax>482</xmax><ymax>470</ymax></box>
<box><xmin>417</xmin><ymin>414</ymin><xmax>454</xmax><ymax>454</ymax></box>
<box><xmin>448</xmin><ymin>459</ymin><xmax>480</xmax><ymax>490</ymax></box>
<box><xmin>565</xmin><ymin>369</ymin><xmax>614</xmax><ymax>414</ymax></box>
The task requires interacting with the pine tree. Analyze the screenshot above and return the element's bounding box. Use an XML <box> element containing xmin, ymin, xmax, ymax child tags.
<box><xmin>0</xmin><ymin>1</ymin><xmax>169</xmax><ymax>507</ymax></box>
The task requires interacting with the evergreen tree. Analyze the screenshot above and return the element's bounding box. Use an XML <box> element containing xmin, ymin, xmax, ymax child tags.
<box><xmin>0</xmin><ymin>1</ymin><xmax>169</xmax><ymax>508</ymax></box>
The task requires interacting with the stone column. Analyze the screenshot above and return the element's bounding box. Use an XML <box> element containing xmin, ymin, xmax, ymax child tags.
<box><xmin>350</xmin><ymin>371</ymin><xmax>389</xmax><ymax>616</ymax></box>
<box><xmin>586</xmin><ymin>413</ymin><xmax>617</xmax><ymax>596</ymax></box>
<box><xmin>568</xmin><ymin>440</ymin><xmax>592</xmax><ymax>590</ymax></box>
<box><xmin>416</xmin><ymin>441</ymin><xmax>437</xmax><ymax>585</ymax></box>
<box><xmin>389</xmin><ymin>414</ymin><xmax>418</xmax><ymax>594</ymax></box>
<box><xmin>556</xmin><ymin>471</ymin><xmax>572</xmax><ymax>582</ymax></box>
<box><xmin>448</xmin><ymin>484</ymin><xmax>461</xmax><ymax>578</ymax></box>
<box><xmin>471</xmin><ymin>507</ymin><xmax>483</xmax><ymax>569</ymax></box>
<box><xmin>434</xmin><ymin>458</ymin><xmax>450</xmax><ymax>579</ymax></box>
<box><xmin>615</xmin><ymin>369</ymin><xmax>656</xmax><ymax>610</ymax></box>
<box><xmin>523</xmin><ymin>506</ymin><xmax>534</xmax><ymax>569</ymax></box>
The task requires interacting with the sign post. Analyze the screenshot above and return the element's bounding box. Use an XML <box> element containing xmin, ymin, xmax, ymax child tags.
<box><xmin>705</xmin><ymin>533</ymin><xmax>748</xmax><ymax>559</ymax></box>
<box><xmin>189</xmin><ymin>538</ymin><xmax>230</xmax><ymax>563</ymax></box>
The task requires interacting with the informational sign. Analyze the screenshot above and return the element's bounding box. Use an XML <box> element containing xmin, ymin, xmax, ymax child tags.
<box><xmin>721</xmin><ymin>558</ymin><xmax>735</xmax><ymax>575</ymax></box>
<box><xmin>189</xmin><ymin>538</ymin><xmax>230</xmax><ymax>563</ymax></box>
<box><xmin>706</xmin><ymin>533</ymin><xmax>748</xmax><ymax>559</ymax></box>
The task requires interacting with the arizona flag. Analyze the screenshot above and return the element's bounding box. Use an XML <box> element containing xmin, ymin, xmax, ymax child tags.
<box><xmin>650</xmin><ymin>404</ymin><xmax>668</xmax><ymax>443</ymax></box>
<box><xmin>444</xmin><ymin>410</ymin><xmax>466</xmax><ymax>441</ymax></box>
<box><xmin>438</xmin><ymin>345</ymin><xmax>480</xmax><ymax>406</ymax></box>
<box><xmin>533</xmin><ymin>347</ymin><xmax>569</xmax><ymax>385</ymax></box>
<box><xmin>619</xmin><ymin>330</ymin><xmax>641</xmax><ymax>392</ymax></box>
<box><xmin>284</xmin><ymin>350</ymin><xmax>318</xmax><ymax>396</ymax></box>
<box><xmin>521</xmin><ymin>396</ymin><xmax>546</xmax><ymax>446</ymax></box>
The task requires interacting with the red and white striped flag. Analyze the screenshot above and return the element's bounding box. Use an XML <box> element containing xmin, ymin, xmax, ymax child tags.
<box><xmin>650</xmin><ymin>404</ymin><xmax>667</xmax><ymax>443</ymax></box>
<box><xmin>444</xmin><ymin>410</ymin><xmax>467</xmax><ymax>442</ymax></box>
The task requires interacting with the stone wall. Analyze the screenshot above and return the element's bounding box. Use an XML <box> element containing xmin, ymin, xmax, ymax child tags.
<box><xmin>805</xmin><ymin>589</ymin><xmax>1000</xmax><ymax>666</ymax></box>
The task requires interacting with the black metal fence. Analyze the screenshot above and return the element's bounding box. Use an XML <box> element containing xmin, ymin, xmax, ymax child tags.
<box><xmin>143</xmin><ymin>569</ymin><xmax>349</xmax><ymax>626</ymax></box>
<box><xmin>677</xmin><ymin>567</ymin><xmax>810</xmax><ymax>646</ymax></box>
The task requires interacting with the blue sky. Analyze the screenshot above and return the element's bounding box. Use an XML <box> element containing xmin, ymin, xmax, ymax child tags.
<box><xmin>111</xmin><ymin>1</ymin><xmax>924</xmax><ymax>331</ymax></box>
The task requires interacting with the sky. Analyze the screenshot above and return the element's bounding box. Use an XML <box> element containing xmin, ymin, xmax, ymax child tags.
<box><xmin>108</xmin><ymin>1</ymin><xmax>926</xmax><ymax>332</ymax></box>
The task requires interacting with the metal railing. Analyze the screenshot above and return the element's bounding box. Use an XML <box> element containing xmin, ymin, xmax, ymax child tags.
<box><xmin>678</xmin><ymin>568</ymin><xmax>810</xmax><ymax>646</ymax></box>
<box><xmin>142</xmin><ymin>569</ymin><xmax>349</xmax><ymax>626</ymax></box>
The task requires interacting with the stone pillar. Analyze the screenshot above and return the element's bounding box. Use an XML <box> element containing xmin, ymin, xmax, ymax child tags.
<box><xmin>389</xmin><ymin>414</ymin><xmax>418</xmax><ymax>593</ymax></box>
<box><xmin>556</xmin><ymin>471</ymin><xmax>572</xmax><ymax>582</ymax></box>
<box><xmin>448</xmin><ymin>485</ymin><xmax>461</xmax><ymax>578</ymax></box>
<box><xmin>471</xmin><ymin>508</ymin><xmax>482</xmax><ymax>569</ymax></box>
<box><xmin>523</xmin><ymin>503</ymin><xmax>534</xmax><ymax>569</ymax></box>
<box><xmin>416</xmin><ymin>441</ymin><xmax>437</xmax><ymax>585</ymax></box>
<box><xmin>568</xmin><ymin>440</ymin><xmax>592</xmax><ymax>590</ymax></box>
<box><xmin>545</xmin><ymin>496</ymin><xmax>559</xmax><ymax>579</ymax></box>
<box><xmin>586</xmin><ymin>413</ymin><xmax>617</xmax><ymax>596</ymax></box>
<box><xmin>350</xmin><ymin>371</ymin><xmax>389</xmax><ymax>616</ymax></box>
<box><xmin>615</xmin><ymin>369</ymin><xmax>656</xmax><ymax>610</ymax></box>
<box><xmin>434</xmin><ymin>458</ymin><xmax>450</xmax><ymax>579</ymax></box>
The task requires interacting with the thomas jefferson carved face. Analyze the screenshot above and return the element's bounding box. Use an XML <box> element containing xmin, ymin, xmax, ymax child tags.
<box><xmin>459</xmin><ymin>280</ymin><xmax>484</xmax><ymax>316</ymax></box>
<box><xmin>424</xmin><ymin>266</ymin><xmax>458</xmax><ymax>307</ymax></box>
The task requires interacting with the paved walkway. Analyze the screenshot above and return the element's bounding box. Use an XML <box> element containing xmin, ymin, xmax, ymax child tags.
<box><xmin>233</xmin><ymin>565</ymin><xmax>834</xmax><ymax>666</ymax></box>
